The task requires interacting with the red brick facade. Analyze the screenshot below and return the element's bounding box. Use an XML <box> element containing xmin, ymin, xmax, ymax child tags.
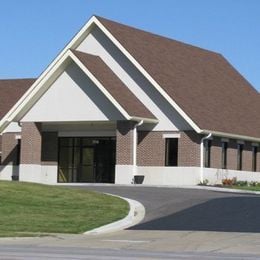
<box><xmin>137</xmin><ymin>131</ymin><xmax>165</xmax><ymax>166</ymax></box>
<box><xmin>116</xmin><ymin>121</ymin><xmax>135</xmax><ymax>165</ymax></box>
<box><xmin>210</xmin><ymin>137</ymin><xmax>258</xmax><ymax>172</ymax></box>
<box><xmin>178</xmin><ymin>131</ymin><xmax>201</xmax><ymax>167</ymax></box>
<box><xmin>1</xmin><ymin>133</ymin><xmax>20</xmax><ymax>165</ymax></box>
<box><xmin>0</xmin><ymin>135</ymin><xmax>2</xmax><ymax>163</ymax></box>
<box><xmin>21</xmin><ymin>122</ymin><xmax>42</xmax><ymax>165</ymax></box>
<box><xmin>41</xmin><ymin>132</ymin><xmax>58</xmax><ymax>165</ymax></box>
<box><xmin>137</xmin><ymin>130</ymin><xmax>201</xmax><ymax>167</ymax></box>
<box><xmin>136</xmin><ymin>130</ymin><xmax>260</xmax><ymax>171</ymax></box>
<box><xmin>1</xmin><ymin>121</ymin><xmax>259</xmax><ymax>175</ymax></box>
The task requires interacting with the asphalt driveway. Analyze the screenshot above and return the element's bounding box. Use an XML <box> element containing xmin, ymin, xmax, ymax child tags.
<box><xmin>74</xmin><ymin>185</ymin><xmax>260</xmax><ymax>233</ymax></box>
<box><xmin>2</xmin><ymin>185</ymin><xmax>260</xmax><ymax>259</ymax></box>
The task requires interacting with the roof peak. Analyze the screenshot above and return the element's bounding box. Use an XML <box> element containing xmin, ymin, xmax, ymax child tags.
<box><xmin>93</xmin><ymin>15</ymin><xmax>221</xmax><ymax>57</ymax></box>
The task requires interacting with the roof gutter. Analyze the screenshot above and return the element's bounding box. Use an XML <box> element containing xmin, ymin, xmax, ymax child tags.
<box><xmin>132</xmin><ymin>120</ymin><xmax>144</xmax><ymax>183</ymax></box>
<box><xmin>200</xmin><ymin>133</ymin><xmax>212</xmax><ymax>184</ymax></box>
<box><xmin>201</xmin><ymin>129</ymin><xmax>260</xmax><ymax>143</ymax></box>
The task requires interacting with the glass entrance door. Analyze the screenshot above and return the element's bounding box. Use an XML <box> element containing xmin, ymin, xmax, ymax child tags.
<box><xmin>79</xmin><ymin>147</ymin><xmax>94</xmax><ymax>182</ymax></box>
<box><xmin>58</xmin><ymin>137</ymin><xmax>115</xmax><ymax>183</ymax></box>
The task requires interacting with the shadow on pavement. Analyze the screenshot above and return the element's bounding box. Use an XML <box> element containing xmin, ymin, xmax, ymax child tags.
<box><xmin>129</xmin><ymin>196</ymin><xmax>260</xmax><ymax>232</ymax></box>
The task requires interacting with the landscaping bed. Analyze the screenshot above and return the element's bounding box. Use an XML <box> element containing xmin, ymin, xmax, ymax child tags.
<box><xmin>0</xmin><ymin>181</ymin><xmax>129</xmax><ymax>237</ymax></box>
<box><xmin>200</xmin><ymin>178</ymin><xmax>260</xmax><ymax>192</ymax></box>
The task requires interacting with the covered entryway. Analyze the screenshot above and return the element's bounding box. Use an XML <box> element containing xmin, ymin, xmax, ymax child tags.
<box><xmin>58</xmin><ymin>137</ymin><xmax>116</xmax><ymax>183</ymax></box>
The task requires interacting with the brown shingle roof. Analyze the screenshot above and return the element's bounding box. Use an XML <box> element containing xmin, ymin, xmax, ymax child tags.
<box><xmin>0</xmin><ymin>79</ymin><xmax>35</xmax><ymax>120</ymax></box>
<box><xmin>72</xmin><ymin>50</ymin><xmax>156</xmax><ymax>120</ymax></box>
<box><xmin>96</xmin><ymin>16</ymin><xmax>260</xmax><ymax>139</ymax></box>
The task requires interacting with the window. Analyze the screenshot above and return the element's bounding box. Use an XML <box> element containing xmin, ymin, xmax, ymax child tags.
<box><xmin>237</xmin><ymin>143</ymin><xmax>243</xmax><ymax>170</ymax></box>
<box><xmin>165</xmin><ymin>138</ymin><xmax>178</xmax><ymax>166</ymax></box>
<box><xmin>204</xmin><ymin>140</ymin><xmax>211</xmax><ymax>168</ymax></box>
<box><xmin>221</xmin><ymin>142</ymin><xmax>228</xmax><ymax>169</ymax></box>
<box><xmin>252</xmin><ymin>146</ymin><xmax>258</xmax><ymax>172</ymax></box>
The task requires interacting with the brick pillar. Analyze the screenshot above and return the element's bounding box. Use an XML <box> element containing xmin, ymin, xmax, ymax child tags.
<box><xmin>21</xmin><ymin>122</ymin><xmax>42</xmax><ymax>165</ymax></box>
<box><xmin>116</xmin><ymin>121</ymin><xmax>135</xmax><ymax>165</ymax></box>
<box><xmin>1</xmin><ymin>133</ymin><xmax>20</xmax><ymax>165</ymax></box>
<box><xmin>41</xmin><ymin>132</ymin><xmax>58</xmax><ymax>165</ymax></box>
<box><xmin>115</xmin><ymin>121</ymin><xmax>136</xmax><ymax>184</ymax></box>
<box><xmin>0</xmin><ymin>135</ymin><xmax>2</xmax><ymax>164</ymax></box>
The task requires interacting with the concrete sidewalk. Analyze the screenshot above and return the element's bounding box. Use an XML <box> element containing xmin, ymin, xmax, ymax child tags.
<box><xmin>1</xmin><ymin>230</ymin><xmax>260</xmax><ymax>259</ymax></box>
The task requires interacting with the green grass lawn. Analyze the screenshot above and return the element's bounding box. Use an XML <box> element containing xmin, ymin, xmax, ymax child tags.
<box><xmin>230</xmin><ymin>185</ymin><xmax>260</xmax><ymax>192</ymax></box>
<box><xmin>0</xmin><ymin>181</ymin><xmax>129</xmax><ymax>237</ymax></box>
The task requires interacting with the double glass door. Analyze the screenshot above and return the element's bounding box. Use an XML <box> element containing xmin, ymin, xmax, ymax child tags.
<box><xmin>58</xmin><ymin>137</ymin><xmax>115</xmax><ymax>183</ymax></box>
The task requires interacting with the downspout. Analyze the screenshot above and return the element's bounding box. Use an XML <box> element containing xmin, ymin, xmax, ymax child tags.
<box><xmin>200</xmin><ymin>133</ymin><xmax>212</xmax><ymax>183</ymax></box>
<box><xmin>132</xmin><ymin>120</ymin><xmax>144</xmax><ymax>181</ymax></box>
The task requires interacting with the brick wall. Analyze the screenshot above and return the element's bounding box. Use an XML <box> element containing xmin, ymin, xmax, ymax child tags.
<box><xmin>257</xmin><ymin>147</ymin><xmax>260</xmax><ymax>172</ymax></box>
<box><xmin>0</xmin><ymin>135</ymin><xmax>2</xmax><ymax>164</ymax></box>
<box><xmin>137</xmin><ymin>131</ymin><xmax>165</xmax><ymax>166</ymax></box>
<box><xmin>21</xmin><ymin>122</ymin><xmax>42</xmax><ymax>165</ymax></box>
<box><xmin>211</xmin><ymin>138</ymin><xmax>222</xmax><ymax>169</ymax></box>
<box><xmin>116</xmin><ymin>121</ymin><xmax>135</xmax><ymax>165</ymax></box>
<box><xmin>41</xmin><ymin>132</ymin><xmax>58</xmax><ymax>165</ymax></box>
<box><xmin>243</xmin><ymin>142</ymin><xmax>253</xmax><ymax>171</ymax></box>
<box><xmin>1</xmin><ymin>133</ymin><xmax>20</xmax><ymax>165</ymax></box>
<box><xmin>178</xmin><ymin>131</ymin><xmax>201</xmax><ymax>167</ymax></box>
<box><xmin>225</xmin><ymin>139</ymin><xmax>236</xmax><ymax>170</ymax></box>
<box><xmin>208</xmin><ymin>137</ymin><xmax>258</xmax><ymax>172</ymax></box>
<box><xmin>117</xmin><ymin>125</ymin><xmax>260</xmax><ymax>172</ymax></box>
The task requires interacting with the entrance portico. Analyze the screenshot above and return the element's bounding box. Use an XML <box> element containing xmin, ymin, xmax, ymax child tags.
<box><xmin>18</xmin><ymin>120</ymin><xmax>148</xmax><ymax>184</ymax></box>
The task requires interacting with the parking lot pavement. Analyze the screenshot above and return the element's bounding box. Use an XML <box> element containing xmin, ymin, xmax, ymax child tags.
<box><xmin>77</xmin><ymin>185</ymin><xmax>260</xmax><ymax>233</ymax></box>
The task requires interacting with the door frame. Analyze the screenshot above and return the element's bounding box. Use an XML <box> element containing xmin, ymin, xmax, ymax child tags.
<box><xmin>57</xmin><ymin>136</ymin><xmax>116</xmax><ymax>183</ymax></box>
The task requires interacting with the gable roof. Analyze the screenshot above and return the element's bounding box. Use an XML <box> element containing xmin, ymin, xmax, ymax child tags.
<box><xmin>96</xmin><ymin>16</ymin><xmax>260</xmax><ymax>139</ymax></box>
<box><xmin>0</xmin><ymin>16</ymin><xmax>259</xmax><ymax>141</ymax></box>
<box><xmin>0</xmin><ymin>79</ymin><xmax>35</xmax><ymax>120</ymax></box>
<box><xmin>71</xmin><ymin>50</ymin><xmax>156</xmax><ymax>120</ymax></box>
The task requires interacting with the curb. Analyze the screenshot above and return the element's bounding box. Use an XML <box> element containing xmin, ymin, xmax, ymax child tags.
<box><xmin>84</xmin><ymin>194</ymin><xmax>145</xmax><ymax>235</ymax></box>
<box><xmin>63</xmin><ymin>183</ymin><xmax>260</xmax><ymax>196</ymax></box>
<box><xmin>188</xmin><ymin>185</ymin><xmax>260</xmax><ymax>195</ymax></box>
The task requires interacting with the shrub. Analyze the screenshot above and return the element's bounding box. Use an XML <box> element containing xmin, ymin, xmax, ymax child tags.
<box><xmin>236</xmin><ymin>180</ymin><xmax>248</xmax><ymax>187</ymax></box>
<box><xmin>249</xmin><ymin>181</ymin><xmax>260</xmax><ymax>187</ymax></box>
<box><xmin>199</xmin><ymin>179</ymin><xmax>209</xmax><ymax>186</ymax></box>
<box><xmin>222</xmin><ymin>177</ymin><xmax>237</xmax><ymax>186</ymax></box>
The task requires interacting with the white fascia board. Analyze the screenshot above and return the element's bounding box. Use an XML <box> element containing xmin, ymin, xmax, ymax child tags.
<box><xmin>69</xmin><ymin>50</ymin><xmax>130</xmax><ymax>120</ymax></box>
<box><xmin>93</xmin><ymin>17</ymin><xmax>202</xmax><ymax>133</ymax></box>
<box><xmin>0</xmin><ymin>15</ymin><xmax>198</xmax><ymax>133</ymax></box>
<box><xmin>202</xmin><ymin>129</ymin><xmax>260</xmax><ymax>143</ymax></box>
<box><xmin>0</xmin><ymin>17</ymin><xmax>98</xmax><ymax>134</ymax></box>
<box><xmin>0</xmin><ymin>52</ymin><xmax>72</xmax><ymax>132</ymax></box>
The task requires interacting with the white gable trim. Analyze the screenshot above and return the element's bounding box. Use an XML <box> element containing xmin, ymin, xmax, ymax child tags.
<box><xmin>69</xmin><ymin>50</ymin><xmax>131</xmax><ymax>120</ymax></box>
<box><xmin>93</xmin><ymin>18</ymin><xmax>202</xmax><ymax>133</ymax></box>
<box><xmin>0</xmin><ymin>50</ymin><xmax>134</xmax><ymax>131</ymax></box>
<box><xmin>0</xmin><ymin>15</ymin><xmax>197</xmax><ymax>133</ymax></box>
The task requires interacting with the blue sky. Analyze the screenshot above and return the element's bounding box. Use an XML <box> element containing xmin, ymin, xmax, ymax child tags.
<box><xmin>0</xmin><ymin>0</ymin><xmax>259</xmax><ymax>91</ymax></box>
